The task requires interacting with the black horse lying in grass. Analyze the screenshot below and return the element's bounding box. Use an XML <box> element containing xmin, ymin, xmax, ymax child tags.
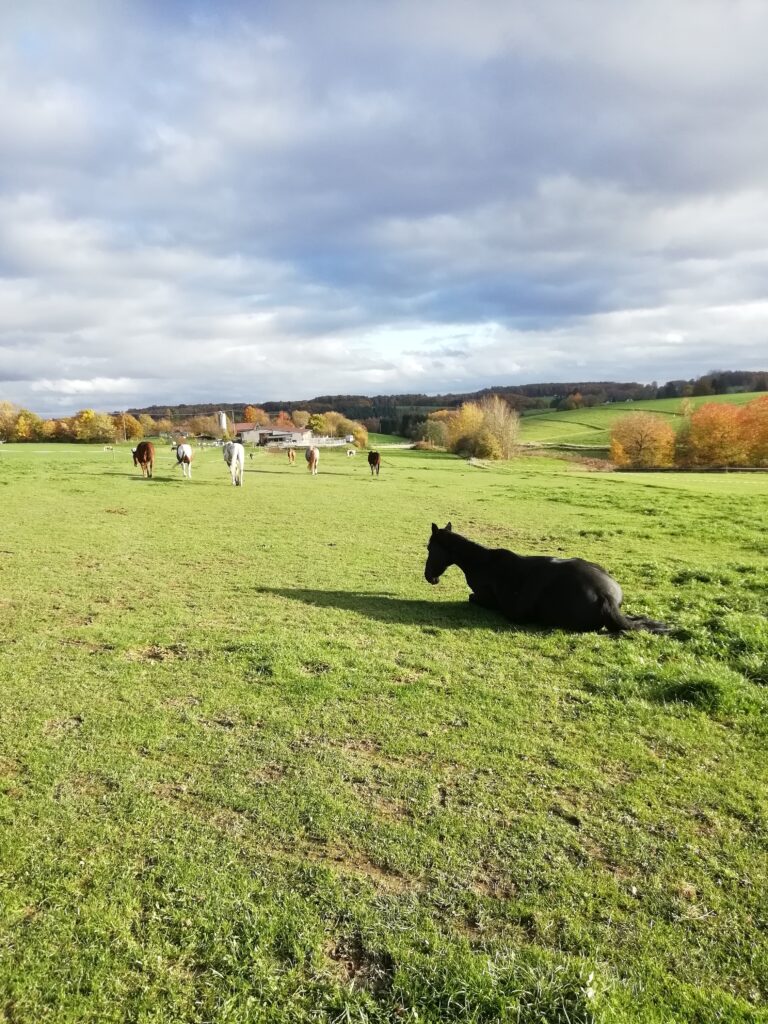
<box><xmin>424</xmin><ymin>523</ymin><xmax>671</xmax><ymax>634</ymax></box>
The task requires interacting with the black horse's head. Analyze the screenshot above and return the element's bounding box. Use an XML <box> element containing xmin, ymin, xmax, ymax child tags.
<box><xmin>424</xmin><ymin>522</ymin><xmax>453</xmax><ymax>585</ymax></box>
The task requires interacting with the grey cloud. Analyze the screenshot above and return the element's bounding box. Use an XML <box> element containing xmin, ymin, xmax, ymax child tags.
<box><xmin>1</xmin><ymin>1</ymin><xmax>767</xmax><ymax>415</ymax></box>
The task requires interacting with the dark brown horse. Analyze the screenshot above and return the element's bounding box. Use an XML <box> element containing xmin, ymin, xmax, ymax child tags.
<box><xmin>131</xmin><ymin>441</ymin><xmax>155</xmax><ymax>478</ymax></box>
<box><xmin>368</xmin><ymin>451</ymin><xmax>381</xmax><ymax>476</ymax></box>
<box><xmin>425</xmin><ymin>523</ymin><xmax>671</xmax><ymax>634</ymax></box>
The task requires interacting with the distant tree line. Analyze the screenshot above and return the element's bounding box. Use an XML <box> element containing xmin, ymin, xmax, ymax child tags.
<box><xmin>125</xmin><ymin>369</ymin><xmax>767</xmax><ymax>438</ymax></box>
<box><xmin>0</xmin><ymin>402</ymin><xmax>368</xmax><ymax>447</ymax></box>
<box><xmin>0</xmin><ymin>404</ymin><xmax>174</xmax><ymax>444</ymax></box>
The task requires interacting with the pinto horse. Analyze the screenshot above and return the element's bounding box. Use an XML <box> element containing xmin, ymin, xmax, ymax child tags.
<box><xmin>131</xmin><ymin>441</ymin><xmax>155</xmax><ymax>478</ymax></box>
<box><xmin>368</xmin><ymin>451</ymin><xmax>381</xmax><ymax>476</ymax></box>
<box><xmin>222</xmin><ymin>441</ymin><xmax>245</xmax><ymax>486</ymax></box>
<box><xmin>305</xmin><ymin>446</ymin><xmax>320</xmax><ymax>475</ymax></box>
<box><xmin>424</xmin><ymin>523</ymin><xmax>671</xmax><ymax>634</ymax></box>
<box><xmin>176</xmin><ymin>443</ymin><xmax>193</xmax><ymax>478</ymax></box>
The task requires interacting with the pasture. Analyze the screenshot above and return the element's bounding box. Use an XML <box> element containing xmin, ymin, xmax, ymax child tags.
<box><xmin>518</xmin><ymin>391</ymin><xmax>764</xmax><ymax>448</ymax></box>
<box><xmin>0</xmin><ymin>443</ymin><xmax>766</xmax><ymax>1023</ymax></box>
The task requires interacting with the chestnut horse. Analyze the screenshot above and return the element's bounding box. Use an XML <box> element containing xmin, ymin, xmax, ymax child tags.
<box><xmin>287</xmin><ymin>448</ymin><xmax>296</xmax><ymax>465</ymax></box>
<box><xmin>368</xmin><ymin>451</ymin><xmax>381</xmax><ymax>476</ymax></box>
<box><xmin>131</xmin><ymin>441</ymin><xmax>155</xmax><ymax>478</ymax></box>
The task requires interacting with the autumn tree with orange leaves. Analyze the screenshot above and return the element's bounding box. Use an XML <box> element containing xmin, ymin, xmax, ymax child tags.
<box><xmin>243</xmin><ymin>405</ymin><xmax>269</xmax><ymax>425</ymax></box>
<box><xmin>272</xmin><ymin>410</ymin><xmax>295</xmax><ymax>430</ymax></box>
<box><xmin>680</xmin><ymin>403</ymin><xmax>746</xmax><ymax>467</ymax></box>
<box><xmin>739</xmin><ymin>395</ymin><xmax>768</xmax><ymax>465</ymax></box>
<box><xmin>610</xmin><ymin>413</ymin><xmax>675</xmax><ymax>468</ymax></box>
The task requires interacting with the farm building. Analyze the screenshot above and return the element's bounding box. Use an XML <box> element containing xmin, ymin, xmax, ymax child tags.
<box><xmin>234</xmin><ymin>424</ymin><xmax>313</xmax><ymax>446</ymax></box>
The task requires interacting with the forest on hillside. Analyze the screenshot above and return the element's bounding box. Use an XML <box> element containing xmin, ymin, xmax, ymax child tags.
<box><xmin>127</xmin><ymin>370</ymin><xmax>767</xmax><ymax>436</ymax></box>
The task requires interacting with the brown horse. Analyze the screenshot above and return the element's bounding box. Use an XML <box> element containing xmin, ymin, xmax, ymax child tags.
<box><xmin>287</xmin><ymin>448</ymin><xmax>296</xmax><ymax>465</ymax></box>
<box><xmin>131</xmin><ymin>441</ymin><xmax>155</xmax><ymax>478</ymax></box>
<box><xmin>368</xmin><ymin>451</ymin><xmax>381</xmax><ymax>476</ymax></box>
<box><xmin>305</xmin><ymin>446</ymin><xmax>320</xmax><ymax>475</ymax></box>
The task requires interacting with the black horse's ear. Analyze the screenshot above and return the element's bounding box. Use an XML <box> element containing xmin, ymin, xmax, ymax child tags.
<box><xmin>431</xmin><ymin>522</ymin><xmax>438</xmax><ymax>534</ymax></box>
<box><xmin>445</xmin><ymin>521</ymin><xmax>452</xmax><ymax>532</ymax></box>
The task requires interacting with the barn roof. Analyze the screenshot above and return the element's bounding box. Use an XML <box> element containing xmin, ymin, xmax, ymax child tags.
<box><xmin>235</xmin><ymin>424</ymin><xmax>308</xmax><ymax>436</ymax></box>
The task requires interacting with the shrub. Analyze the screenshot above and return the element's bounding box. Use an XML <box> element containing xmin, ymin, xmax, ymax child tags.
<box><xmin>474</xmin><ymin>428</ymin><xmax>503</xmax><ymax>459</ymax></box>
<box><xmin>421</xmin><ymin>419</ymin><xmax>449</xmax><ymax>448</ymax></box>
<box><xmin>479</xmin><ymin>395</ymin><xmax>519</xmax><ymax>457</ymax></box>
<box><xmin>439</xmin><ymin>397</ymin><xmax>519</xmax><ymax>459</ymax></box>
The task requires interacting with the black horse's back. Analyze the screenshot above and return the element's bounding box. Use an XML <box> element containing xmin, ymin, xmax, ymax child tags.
<box><xmin>425</xmin><ymin>523</ymin><xmax>672</xmax><ymax>635</ymax></box>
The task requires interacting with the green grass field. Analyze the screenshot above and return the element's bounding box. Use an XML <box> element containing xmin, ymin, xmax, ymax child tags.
<box><xmin>1</xmin><ymin>443</ymin><xmax>767</xmax><ymax>1023</ymax></box>
<box><xmin>519</xmin><ymin>392</ymin><xmax>764</xmax><ymax>448</ymax></box>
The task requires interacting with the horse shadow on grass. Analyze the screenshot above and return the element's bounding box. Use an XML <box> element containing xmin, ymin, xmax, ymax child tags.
<box><xmin>98</xmin><ymin>470</ymin><xmax>191</xmax><ymax>483</ymax></box>
<box><xmin>256</xmin><ymin>586</ymin><xmax>505</xmax><ymax>630</ymax></box>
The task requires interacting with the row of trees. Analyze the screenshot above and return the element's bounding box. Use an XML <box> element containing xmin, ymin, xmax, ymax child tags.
<box><xmin>610</xmin><ymin>397</ymin><xmax>768</xmax><ymax>468</ymax></box>
<box><xmin>0</xmin><ymin>404</ymin><xmax>168</xmax><ymax>444</ymax></box>
<box><xmin>417</xmin><ymin>396</ymin><xmax>520</xmax><ymax>459</ymax></box>
<box><xmin>0</xmin><ymin>401</ymin><xmax>370</xmax><ymax>447</ymax></box>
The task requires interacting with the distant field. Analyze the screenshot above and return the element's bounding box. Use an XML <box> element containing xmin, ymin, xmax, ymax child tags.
<box><xmin>519</xmin><ymin>391</ymin><xmax>764</xmax><ymax>447</ymax></box>
<box><xmin>1</xmin><ymin>443</ymin><xmax>766</xmax><ymax>1022</ymax></box>
<box><xmin>367</xmin><ymin>431</ymin><xmax>410</xmax><ymax>446</ymax></box>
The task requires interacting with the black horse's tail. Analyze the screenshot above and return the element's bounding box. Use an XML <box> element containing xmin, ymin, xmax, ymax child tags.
<box><xmin>602</xmin><ymin>597</ymin><xmax>672</xmax><ymax>635</ymax></box>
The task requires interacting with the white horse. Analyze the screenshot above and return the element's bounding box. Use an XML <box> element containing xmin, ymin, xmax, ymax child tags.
<box><xmin>222</xmin><ymin>441</ymin><xmax>245</xmax><ymax>486</ymax></box>
<box><xmin>176</xmin><ymin>443</ymin><xmax>193</xmax><ymax>478</ymax></box>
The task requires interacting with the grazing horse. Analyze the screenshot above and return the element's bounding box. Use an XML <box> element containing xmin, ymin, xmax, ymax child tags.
<box><xmin>305</xmin><ymin>446</ymin><xmax>320</xmax><ymax>475</ymax></box>
<box><xmin>176</xmin><ymin>443</ymin><xmax>193</xmax><ymax>478</ymax></box>
<box><xmin>424</xmin><ymin>523</ymin><xmax>671</xmax><ymax>634</ymax></box>
<box><xmin>368</xmin><ymin>451</ymin><xmax>381</xmax><ymax>476</ymax></box>
<box><xmin>222</xmin><ymin>441</ymin><xmax>245</xmax><ymax>486</ymax></box>
<box><xmin>131</xmin><ymin>441</ymin><xmax>155</xmax><ymax>478</ymax></box>
<box><xmin>287</xmin><ymin>448</ymin><xmax>296</xmax><ymax>465</ymax></box>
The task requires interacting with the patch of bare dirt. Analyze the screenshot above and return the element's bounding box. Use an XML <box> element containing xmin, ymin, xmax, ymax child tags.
<box><xmin>60</xmin><ymin>638</ymin><xmax>115</xmax><ymax>655</ymax></box>
<box><xmin>54</xmin><ymin>773</ymin><xmax>115</xmax><ymax>801</ymax></box>
<box><xmin>333</xmin><ymin>737</ymin><xmax>382</xmax><ymax>756</ymax></box>
<box><xmin>198</xmin><ymin>713</ymin><xmax>239</xmax><ymax>730</ymax></box>
<box><xmin>391</xmin><ymin>669</ymin><xmax>426</xmax><ymax>686</ymax></box>
<box><xmin>152</xmin><ymin>781</ymin><xmax>191</xmax><ymax>800</ymax></box>
<box><xmin>0</xmin><ymin>757</ymin><xmax>20</xmax><ymax>778</ymax></box>
<box><xmin>126</xmin><ymin>644</ymin><xmax>190</xmax><ymax>663</ymax></box>
<box><xmin>327</xmin><ymin>932</ymin><xmax>395</xmax><ymax>993</ymax></box>
<box><xmin>302</xmin><ymin>660</ymin><xmax>331</xmax><ymax>676</ymax></box>
<box><xmin>471</xmin><ymin>862</ymin><xmax>517</xmax><ymax>900</ymax></box>
<box><xmin>162</xmin><ymin>694</ymin><xmax>202</xmax><ymax>710</ymax></box>
<box><xmin>43</xmin><ymin>715</ymin><xmax>83</xmax><ymax>737</ymax></box>
<box><xmin>250</xmin><ymin>762</ymin><xmax>286</xmax><ymax>786</ymax></box>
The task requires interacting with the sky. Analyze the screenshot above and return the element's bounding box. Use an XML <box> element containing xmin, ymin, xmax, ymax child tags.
<box><xmin>1</xmin><ymin>0</ymin><xmax>767</xmax><ymax>415</ymax></box>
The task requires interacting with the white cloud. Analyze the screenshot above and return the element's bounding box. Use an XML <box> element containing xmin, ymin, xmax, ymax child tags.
<box><xmin>30</xmin><ymin>377</ymin><xmax>138</xmax><ymax>395</ymax></box>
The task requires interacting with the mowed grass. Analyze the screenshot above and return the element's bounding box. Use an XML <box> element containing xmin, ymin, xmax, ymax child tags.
<box><xmin>519</xmin><ymin>391</ymin><xmax>764</xmax><ymax>447</ymax></box>
<box><xmin>1</xmin><ymin>443</ymin><xmax>767</xmax><ymax>1023</ymax></box>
